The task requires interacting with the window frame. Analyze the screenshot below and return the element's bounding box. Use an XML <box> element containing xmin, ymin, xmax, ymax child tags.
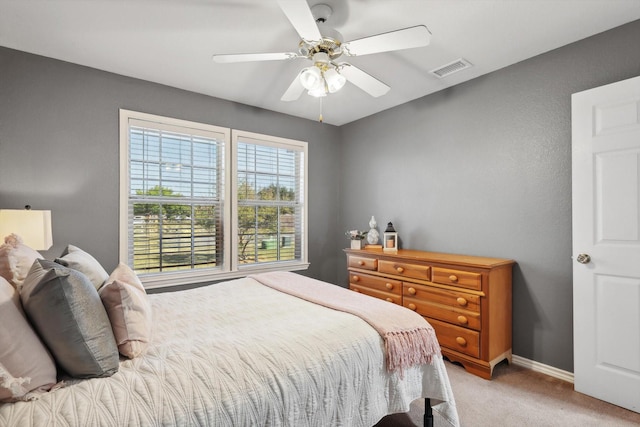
<box><xmin>231</xmin><ymin>129</ymin><xmax>309</xmax><ymax>274</ymax></box>
<box><xmin>119</xmin><ymin>110</ymin><xmax>309</xmax><ymax>289</ymax></box>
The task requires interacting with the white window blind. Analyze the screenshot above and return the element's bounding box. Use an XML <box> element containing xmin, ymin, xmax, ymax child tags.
<box><xmin>233</xmin><ymin>132</ymin><xmax>306</xmax><ymax>269</ymax></box>
<box><xmin>120</xmin><ymin>110</ymin><xmax>308</xmax><ymax>288</ymax></box>
<box><xmin>127</xmin><ymin>120</ymin><xmax>226</xmax><ymax>274</ymax></box>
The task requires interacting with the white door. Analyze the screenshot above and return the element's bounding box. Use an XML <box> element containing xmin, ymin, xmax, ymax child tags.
<box><xmin>572</xmin><ymin>75</ymin><xmax>640</xmax><ymax>413</ymax></box>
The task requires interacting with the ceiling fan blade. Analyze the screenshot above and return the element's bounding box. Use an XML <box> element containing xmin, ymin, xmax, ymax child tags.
<box><xmin>281</xmin><ymin>74</ymin><xmax>305</xmax><ymax>102</ymax></box>
<box><xmin>277</xmin><ymin>0</ymin><xmax>322</xmax><ymax>44</ymax></box>
<box><xmin>212</xmin><ymin>52</ymin><xmax>300</xmax><ymax>64</ymax></box>
<box><xmin>339</xmin><ymin>64</ymin><xmax>390</xmax><ymax>98</ymax></box>
<box><xmin>342</xmin><ymin>25</ymin><xmax>431</xmax><ymax>56</ymax></box>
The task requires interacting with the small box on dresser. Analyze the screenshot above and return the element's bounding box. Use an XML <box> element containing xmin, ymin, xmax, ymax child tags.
<box><xmin>345</xmin><ymin>248</ymin><xmax>514</xmax><ymax>379</ymax></box>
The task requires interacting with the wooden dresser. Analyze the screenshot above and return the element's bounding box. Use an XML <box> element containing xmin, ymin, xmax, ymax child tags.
<box><xmin>345</xmin><ymin>248</ymin><xmax>514</xmax><ymax>379</ymax></box>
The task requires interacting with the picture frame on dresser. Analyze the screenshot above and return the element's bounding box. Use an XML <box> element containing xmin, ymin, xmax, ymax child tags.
<box><xmin>345</xmin><ymin>248</ymin><xmax>514</xmax><ymax>379</ymax></box>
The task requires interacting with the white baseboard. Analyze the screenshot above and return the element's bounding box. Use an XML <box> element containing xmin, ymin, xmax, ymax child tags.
<box><xmin>512</xmin><ymin>355</ymin><xmax>574</xmax><ymax>384</ymax></box>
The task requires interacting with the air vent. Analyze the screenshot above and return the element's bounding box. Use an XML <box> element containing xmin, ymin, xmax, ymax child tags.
<box><xmin>430</xmin><ymin>58</ymin><xmax>472</xmax><ymax>78</ymax></box>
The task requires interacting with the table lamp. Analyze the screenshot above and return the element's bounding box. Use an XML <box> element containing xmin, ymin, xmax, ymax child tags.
<box><xmin>0</xmin><ymin>206</ymin><xmax>53</xmax><ymax>250</ymax></box>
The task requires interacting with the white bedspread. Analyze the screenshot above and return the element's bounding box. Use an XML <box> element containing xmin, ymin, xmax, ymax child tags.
<box><xmin>0</xmin><ymin>277</ymin><xmax>459</xmax><ymax>427</ymax></box>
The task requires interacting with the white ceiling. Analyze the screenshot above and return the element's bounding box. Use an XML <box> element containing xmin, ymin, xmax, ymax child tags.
<box><xmin>1</xmin><ymin>0</ymin><xmax>640</xmax><ymax>126</ymax></box>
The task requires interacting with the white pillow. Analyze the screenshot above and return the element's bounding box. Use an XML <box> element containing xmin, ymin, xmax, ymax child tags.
<box><xmin>55</xmin><ymin>244</ymin><xmax>109</xmax><ymax>290</ymax></box>
<box><xmin>0</xmin><ymin>234</ymin><xmax>43</xmax><ymax>289</ymax></box>
<box><xmin>0</xmin><ymin>276</ymin><xmax>56</xmax><ymax>402</ymax></box>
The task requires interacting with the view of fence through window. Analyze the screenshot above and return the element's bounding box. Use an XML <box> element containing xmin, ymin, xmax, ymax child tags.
<box><xmin>128</xmin><ymin>122</ymin><xmax>305</xmax><ymax>274</ymax></box>
<box><xmin>236</xmin><ymin>141</ymin><xmax>302</xmax><ymax>265</ymax></box>
<box><xmin>129</xmin><ymin>126</ymin><xmax>223</xmax><ymax>273</ymax></box>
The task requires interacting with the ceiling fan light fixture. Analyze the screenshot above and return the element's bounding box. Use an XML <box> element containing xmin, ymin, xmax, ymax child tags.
<box><xmin>215</xmin><ymin>1</ymin><xmax>436</xmax><ymax>109</ymax></box>
<box><xmin>299</xmin><ymin>66</ymin><xmax>322</xmax><ymax>90</ymax></box>
<box><xmin>323</xmin><ymin>68</ymin><xmax>346</xmax><ymax>93</ymax></box>
<box><xmin>308</xmin><ymin>85</ymin><xmax>327</xmax><ymax>98</ymax></box>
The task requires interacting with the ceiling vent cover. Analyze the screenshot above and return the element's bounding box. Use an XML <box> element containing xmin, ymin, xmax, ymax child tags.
<box><xmin>430</xmin><ymin>58</ymin><xmax>472</xmax><ymax>78</ymax></box>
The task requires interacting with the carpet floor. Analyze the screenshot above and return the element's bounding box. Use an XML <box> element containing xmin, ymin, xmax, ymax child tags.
<box><xmin>375</xmin><ymin>360</ymin><xmax>640</xmax><ymax>427</ymax></box>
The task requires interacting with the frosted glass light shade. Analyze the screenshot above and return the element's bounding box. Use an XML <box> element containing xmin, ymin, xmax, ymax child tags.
<box><xmin>324</xmin><ymin>68</ymin><xmax>346</xmax><ymax>93</ymax></box>
<box><xmin>299</xmin><ymin>67</ymin><xmax>322</xmax><ymax>90</ymax></box>
<box><xmin>0</xmin><ymin>209</ymin><xmax>53</xmax><ymax>250</ymax></box>
<box><xmin>308</xmin><ymin>86</ymin><xmax>327</xmax><ymax>97</ymax></box>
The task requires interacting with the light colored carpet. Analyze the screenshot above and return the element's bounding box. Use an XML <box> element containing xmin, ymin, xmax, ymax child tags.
<box><xmin>375</xmin><ymin>360</ymin><xmax>640</xmax><ymax>427</ymax></box>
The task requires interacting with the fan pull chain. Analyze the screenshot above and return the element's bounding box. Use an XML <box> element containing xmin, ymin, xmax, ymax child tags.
<box><xmin>318</xmin><ymin>96</ymin><xmax>323</xmax><ymax>123</ymax></box>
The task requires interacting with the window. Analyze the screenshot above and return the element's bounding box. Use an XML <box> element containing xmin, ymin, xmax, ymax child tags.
<box><xmin>119</xmin><ymin>110</ymin><xmax>308</xmax><ymax>288</ymax></box>
<box><xmin>232</xmin><ymin>131</ymin><xmax>306</xmax><ymax>269</ymax></box>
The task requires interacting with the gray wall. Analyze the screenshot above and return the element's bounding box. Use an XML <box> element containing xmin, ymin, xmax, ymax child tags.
<box><xmin>2</xmin><ymin>19</ymin><xmax>640</xmax><ymax>373</ymax></box>
<box><xmin>0</xmin><ymin>46</ymin><xmax>343</xmax><ymax>284</ymax></box>
<box><xmin>338</xmin><ymin>20</ymin><xmax>640</xmax><ymax>372</ymax></box>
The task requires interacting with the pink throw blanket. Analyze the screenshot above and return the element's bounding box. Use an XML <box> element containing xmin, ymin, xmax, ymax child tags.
<box><xmin>249</xmin><ymin>271</ymin><xmax>441</xmax><ymax>374</ymax></box>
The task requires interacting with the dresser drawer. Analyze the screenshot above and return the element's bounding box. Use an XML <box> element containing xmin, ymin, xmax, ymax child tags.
<box><xmin>379</xmin><ymin>260</ymin><xmax>430</xmax><ymax>281</ymax></box>
<box><xmin>349</xmin><ymin>272</ymin><xmax>402</xmax><ymax>295</ymax></box>
<box><xmin>427</xmin><ymin>317</ymin><xmax>480</xmax><ymax>358</ymax></box>
<box><xmin>348</xmin><ymin>255</ymin><xmax>378</xmax><ymax>271</ymax></box>
<box><xmin>432</xmin><ymin>267</ymin><xmax>481</xmax><ymax>291</ymax></box>
<box><xmin>350</xmin><ymin>284</ymin><xmax>401</xmax><ymax>304</ymax></box>
<box><xmin>403</xmin><ymin>283</ymin><xmax>480</xmax><ymax>313</ymax></box>
<box><xmin>404</xmin><ymin>297</ymin><xmax>481</xmax><ymax>330</ymax></box>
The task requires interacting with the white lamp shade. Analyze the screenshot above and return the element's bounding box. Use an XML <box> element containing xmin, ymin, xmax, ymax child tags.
<box><xmin>0</xmin><ymin>209</ymin><xmax>53</xmax><ymax>250</ymax></box>
<box><xmin>324</xmin><ymin>68</ymin><xmax>346</xmax><ymax>93</ymax></box>
<box><xmin>299</xmin><ymin>67</ymin><xmax>322</xmax><ymax>90</ymax></box>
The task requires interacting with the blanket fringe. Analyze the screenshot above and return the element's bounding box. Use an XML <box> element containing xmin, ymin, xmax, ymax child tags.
<box><xmin>385</xmin><ymin>327</ymin><xmax>441</xmax><ymax>376</ymax></box>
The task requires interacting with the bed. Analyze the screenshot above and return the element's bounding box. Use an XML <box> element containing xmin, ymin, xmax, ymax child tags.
<box><xmin>0</xmin><ymin>247</ymin><xmax>459</xmax><ymax>427</ymax></box>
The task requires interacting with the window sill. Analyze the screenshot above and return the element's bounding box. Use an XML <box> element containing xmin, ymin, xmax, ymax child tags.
<box><xmin>140</xmin><ymin>262</ymin><xmax>310</xmax><ymax>290</ymax></box>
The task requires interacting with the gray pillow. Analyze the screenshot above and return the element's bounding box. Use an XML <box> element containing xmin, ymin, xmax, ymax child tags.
<box><xmin>20</xmin><ymin>259</ymin><xmax>119</xmax><ymax>378</ymax></box>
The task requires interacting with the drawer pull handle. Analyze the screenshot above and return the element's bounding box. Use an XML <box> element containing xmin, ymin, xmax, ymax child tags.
<box><xmin>358</xmin><ymin>260</ymin><xmax>365</xmax><ymax>266</ymax></box>
<box><xmin>408</xmin><ymin>303</ymin><xmax>417</xmax><ymax>311</ymax></box>
<box><xmin>386</xmin><ymin>298</ymin><xmax>394</xmax><ymax>303</ymax></box>
<box><xmin>396</xmin><ymin>267</ymin><xmax>404</xmax><ymax>273</ymax></box>
<box><xmin>449</xmin><ymin>275</ymin><xmax>458</xmax><ymax>282</ymax></box>
<box><xmin>455</xmin><ymin>337</ymin><xmax>467</xmax><ymax>346</ymax></box>
<box><xmin>385</xmin><ymin>283</ymin><xmax>394</xmax><ymax>290</ymax></box>
<box><xmin>457</xmin><ymin>315</ymin><xmax>468</xmax><ymax>325</ymax></box>
<box><xmin>456</xmin><ymin>297</ymin><xmax>468</xmax><ymax>306</ymax></box>
<box><xmin>408</xmin><ymin>287</ymin><xmax>417</xmax><ymax>295</ymax></box>
<box><xmin>352</xmin><ymin>275</ymin><xmax>360</xmax><ymax>282</ymax></box>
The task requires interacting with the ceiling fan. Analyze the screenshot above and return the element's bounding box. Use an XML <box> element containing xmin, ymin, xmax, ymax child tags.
<box><xmin>212</xmin><ymin>0</ymin><xmax>431</xmax><ymax>103</ymax></box>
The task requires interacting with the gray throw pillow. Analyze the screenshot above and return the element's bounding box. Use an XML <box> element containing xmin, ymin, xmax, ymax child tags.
<box><xmin>20</xmin><ymin>259</ymin><xmax>119</xmax><ymax>378</ymax></box>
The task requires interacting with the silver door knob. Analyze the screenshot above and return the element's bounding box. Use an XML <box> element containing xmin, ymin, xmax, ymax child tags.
<box><xmin>576</xmin><ymin>253</ymin><xmax>591</xmax><ymax>264</ymax></box>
